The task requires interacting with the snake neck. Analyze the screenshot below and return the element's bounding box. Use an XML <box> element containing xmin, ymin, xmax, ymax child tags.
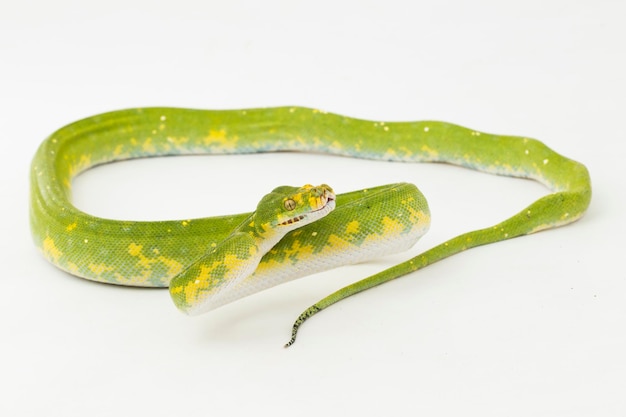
<box><xmin>235</xmin><ymin>213</ymin><xmax>287</xmax><ymax>256</ymax></box>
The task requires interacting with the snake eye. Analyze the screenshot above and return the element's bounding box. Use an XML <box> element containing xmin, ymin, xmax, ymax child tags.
<box><xmin>284</xmin><ymin>199</ymin><xmax>296</xmax><ymax>211</ymax></box>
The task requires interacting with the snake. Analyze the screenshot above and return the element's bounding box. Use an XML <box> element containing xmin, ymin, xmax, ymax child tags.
<box><xmin>29</xmin><ymin>106</ymin><xmax>591</xmax><ymax>346</ymax></box>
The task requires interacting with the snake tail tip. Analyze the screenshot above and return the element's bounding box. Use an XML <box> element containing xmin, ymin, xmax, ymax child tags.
<box><xmin>283</xmin><ymin>304</ymin><xmax>322</xmax><ymax>348</ymax></box>
<box><xmin>284</xmin><ymin>324</ymin><xmax>300</xmax><ymax>348</ymax></box>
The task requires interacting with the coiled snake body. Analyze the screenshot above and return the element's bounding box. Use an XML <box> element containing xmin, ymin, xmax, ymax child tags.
<box><xmin>30</xmin><ymin>107</ymin><xmax>591</xmax><ymax>346</ymax></box>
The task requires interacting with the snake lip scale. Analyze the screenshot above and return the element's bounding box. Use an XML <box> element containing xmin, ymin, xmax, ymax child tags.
<box><xmin>30</xmin><ymin>106</ymin><xmax>591</xmax><ymax>346</ymax></box>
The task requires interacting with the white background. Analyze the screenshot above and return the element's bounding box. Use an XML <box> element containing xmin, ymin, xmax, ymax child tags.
<box><xmin>1</xmin><ymin>1</ymin><xmax>625</xmax><ymax>416</ymax></box>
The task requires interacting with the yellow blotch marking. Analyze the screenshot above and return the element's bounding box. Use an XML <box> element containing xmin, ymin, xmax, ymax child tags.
<box><xmin>283</xmin><ymin>240</ymin><xmax>315</xmax><ymax>262</ymax></box>
<box><xmin>66</xmin><ymin>222</ymin><xmax>78</xmax><ymax>232</ymax></box>
<box><xmin>326</xmin><ymin>234</ymin><xmax>352</xmax><ymax>251</ymax></box>
<box><xmin>420</xmin><ymin>145</ymin><xmax>439</xmax><ymax>158</ymax></box>
<box><xmin>43</xmin><ymin>237</ymin><xmax>62</xmax><ymax>263</ymax></box>
<box><xmin>128</xmin><ymin>243</ymin><xmax>143</xmax><ymax>257</ymax></box>
<box><xmin>67</xmin><ymin>262</ymin><xmax>79</xmax><ymax>274</ymax></box>
<box><xmin>193</xmin><ymin>263</ymin><xmax>215</xmax><ymax>282</ymax></box>
<box><xmin>113</xmin><ymin>144</ymin><xmax>125</xmax><ymax>157</ymax></box>
<box><xmin>138</xmin><ymin>256</ymin><xmax>153</xmax><ymax>270</ymax></box>
<box><xmin>308</xmin><ymin>195</ymin><xmax>324</xmax><ymax>210</ymax></box>
<box><xmin>184</xmin><ymin>262</ymin><xmax>221</xmax><ymax>305</ymax></box>
<box><xmin>290</xmin><ymin>136</ymin><xmax>308</xmax><ymax>147</ymax></box>
<box><xmin>384</xmin><ymin>148</ymin><xmax>398</xmax><ymax>159</ymax></box>
<box><xmin>183</xmin><ymin>248</ymin><xmax>256</xmax><ymax>305</ymax></box>
<box><xmin>128</xmin><ymin>242</ymin><xmax>153</xmax><ymax>269</ymax></box>
<box><xmin>74</xmin><ymin>155</ymin><xmax>92</xmax><ymax>174</ymax></box>
<box><xmin>502</xmin><ymin>164</ymin><xmax>515</xmax><ymax>173</ymax></box>
<box><xmin>203</xmin><ymin>129</ymin><xmax>237</xmax><ymax>151</ymax></box>
<box><xmin>65</xmin><ymin>154</ymin><xmax>93</xmax><ymax>189</ymax></box>
<box><xmin>222</xmin><ymin>253</ymin><xmax>247</xmax><ymax>270</ymax></box>
<box><xmin>89</xmin><ymin>263</ymin><xmax>114</xmax><ymax>275</ymax></box>
<box><xmin>128</xmin><ymin>242</ymin><xmax>183</xmax><ymax>278</ymax></box>
<box><xmin>398</xmin><ymin>146</ymin><xmax>413</xmax><ymax>159</ymax></box>
<box><xmin>143</xmin><ymin>138</ymin><xmax>156</xmax><ymax>153</ymax></box>
<box><xmin>346</xmin><ymin>220</ymin><xmax>360</xmax><ymax>234</ymax></box>
<box><xmin>112</xmin><ymin>270</ymin><xmax>151</xmax><ymax>286</ymax></box>
<box><xmin>159</xmin><ymin>256</ymin><xmax>183</xmax><ymax>277</ymax></box>
<box><xmin>167</xmin><ymin>136</ymin><xmax>189</xmax><ymax>147</ymax></box>
<box><xmin>255</xmin><ymin>257</ymin><xmax>284</xmax><ymax>274</ymax></box>
<box><xmin>323</xmin><ymin>219</ymin><xmax>411</xmax><ymax>258</ymax></box>
<box><xmin>257</xmin><ymin>239</ymin><xmax>316</xmax><ymax>273</ymax></box>
<box><xmin>382</xmin><ymin>216</ymin><xmax>404</xmax><ymax>234</ymax></box>
<box><xmin>258</xmin><ymin>221</ymin><xmax>277</xmax><ymax>237</ymax></box>
<box><xmin>404</xmin><ymin>204</ymin><xmax>426</xmax><ymax>224</ymax></box>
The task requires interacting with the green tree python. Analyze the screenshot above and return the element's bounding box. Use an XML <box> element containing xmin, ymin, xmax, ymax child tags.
<box><xmin>29</xmin><ymin>107</ymin><xmax>592</xmax><ymax>346</ymax></box>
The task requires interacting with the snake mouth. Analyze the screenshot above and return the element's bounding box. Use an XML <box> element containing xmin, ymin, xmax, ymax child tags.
<box><xmin>319</xmin><ymin>194</ymin><xmax>336</xmax><ymax>210</ymax></box>
<box><xmin>279</xmin><ymin>214</ymin><xmax>306</xmax><ymax>226</ymax></box>
<box><xmin>313</xmin><ymin>193</ymin><xmax>336</xmax><ymax>213</ymax></box>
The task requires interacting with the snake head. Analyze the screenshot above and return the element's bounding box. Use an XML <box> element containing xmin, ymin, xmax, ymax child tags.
<box><xmin>255</xmin><ymin>184</ymin><xmax>336</xmax><ymax>235</ymax></box>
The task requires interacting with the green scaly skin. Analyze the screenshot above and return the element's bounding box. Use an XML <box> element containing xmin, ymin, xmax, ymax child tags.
<box><xmin>29</xmin><ymin>107</ymin><xmax>591</xmax><ymax>347</ymax></box>
<box><xmin>169</xmin><ymin>184</ymin><xmax>339</xmax><ymax>315</ymax></box>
